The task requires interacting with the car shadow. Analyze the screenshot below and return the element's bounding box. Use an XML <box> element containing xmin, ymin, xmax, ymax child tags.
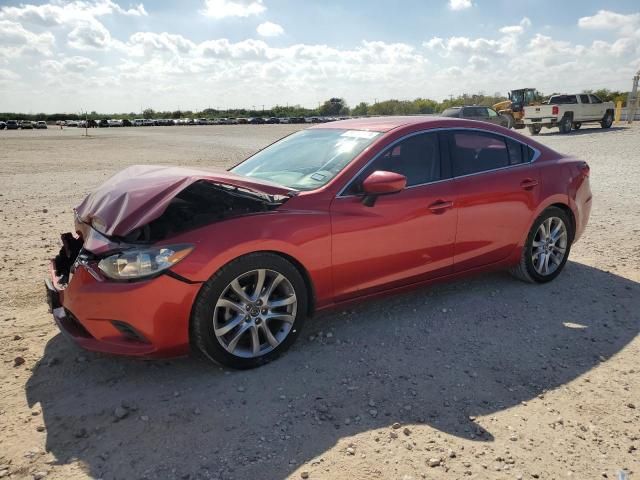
<box><xmin>531</xmin><ymin>125</ymin><xmax>627</xmax><ymax>136</ymax></box>
<box><xmin>26</xmin><ymin>261</ymin><xmax>639</xmax><ymax>479</ymax></box>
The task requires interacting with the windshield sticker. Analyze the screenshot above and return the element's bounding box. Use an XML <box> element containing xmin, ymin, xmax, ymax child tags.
<box><xmin>341</xmin><ymin>130</ymin><xmax>380</xmax><ymax>139</ymax></box>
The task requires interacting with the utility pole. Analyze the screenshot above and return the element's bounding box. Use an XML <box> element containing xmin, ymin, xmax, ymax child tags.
<box><xmin>627</xmin><ymin>68</ymin><xmax>639</xmax><ymax>124</ymax></box>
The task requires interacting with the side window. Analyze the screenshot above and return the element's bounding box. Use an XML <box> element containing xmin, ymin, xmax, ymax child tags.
<box><xmin>451</xmin><ymin>132</ymin><xmax>510</xmax><ymax>176</ymax></box>
<box><xmin>589</xmin><ymin>94</ymin><xmax>602</xmax><ymax>104</ymax></box>
<box><xmin>579</xmin><ymin>94</ymin><xmax>590</xmax><ymax>104</ymax></box>
<box><xmin>506</xmin><ymin>139</ymin><xmax>530</xmax><ymax>165</ymax></box>
<box><xmin>346</xmin><ymin>133</ymin><xmax>441</xmax><ymax>194</ymax></box>
<box><xmin>487</xmin><ymin>108</ymin><xmax>498</xmax><ymax>118</ymax></box>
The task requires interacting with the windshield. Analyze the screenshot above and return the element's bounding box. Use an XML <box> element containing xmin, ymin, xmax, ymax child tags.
<box><xmin>231</xmin><ymin>129</ymin><xmax>381</xmax><ymax>190</ymax></box>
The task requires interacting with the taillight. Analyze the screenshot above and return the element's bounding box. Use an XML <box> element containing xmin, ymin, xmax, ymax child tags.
<box><xmin>579</xmin><ymin>161</ymin><xmax>590</xmax><ymax>177</ymax></box>
<box><xmin>552</xmin><ymin>105</ymin><xmax>559</xmax><ymax>115</ymax></box>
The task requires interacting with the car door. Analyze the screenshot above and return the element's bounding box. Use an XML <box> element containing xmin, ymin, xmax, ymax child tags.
<box><xmin>588</xmin><ymin>94</ymin><xmax>606</xmax><ymax>120</ymax></box>
<box><xmin>578</xmin><ymin>94</ymin><xmax>592</xmax><ymax>121</ymax></box>
<box><xmin>446</xmin><ymin>130</ymin><xmax>540</xmax><ymax>273</ymax></box>
<box><xmin>463</xmin><ymin>106</ymin><xmax>487</xmax><ymax>123</ymax></box>
<box><xmin>485</xmin><ymin>108</ymin><xmax>504</xmax><ymax>126</ymax></box>
<box><xmin>330</xmin><ymin>132</ymin><xmax>457</xmax><ymax>301</ymax></box>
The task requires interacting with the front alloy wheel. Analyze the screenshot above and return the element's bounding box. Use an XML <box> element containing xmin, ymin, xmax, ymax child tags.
<box><xmin>191</xmin><ymin>253</ymin><xmax>308</xmax><ymax>369</ymax></box>
<box><xmin>213</xmin><ymin>269</ymin><xmax>297</xmax><ymax>358</ymax></box>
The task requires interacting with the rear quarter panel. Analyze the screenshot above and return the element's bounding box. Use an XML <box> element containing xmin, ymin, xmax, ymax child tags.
<box><xmin>529</xmin><ymin>156</ymin><xmax>591</xmax><ymax>243</ymax></box>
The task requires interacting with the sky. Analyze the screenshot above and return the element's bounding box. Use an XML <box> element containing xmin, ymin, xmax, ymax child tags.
<box><xmin>0</xmin><ymin>0</ymin><xmax>639</xmax><ymax>113</ymax></box>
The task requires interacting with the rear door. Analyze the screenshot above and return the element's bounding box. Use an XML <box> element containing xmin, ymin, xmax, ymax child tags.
<box><xmin>588</xmin><ymin>94</ymin><xmax>606</xmax><ymax>120</ymax></box>
<box><xmin>445</xmin><ymin>130</ymin><xmax>540</xmax><ymax>272</ymax></box>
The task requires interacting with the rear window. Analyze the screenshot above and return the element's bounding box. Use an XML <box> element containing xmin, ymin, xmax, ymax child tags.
<box><xmin>451</xmin><ymin>132</ymin><xmax>534</xmax><ymax>176</ymax></box>
<box><xmin>548</xmin><ymin>95</ymin><xmax>577</xmax><ymax>104</ymax></box>
<box><xmin>441</xmin><ymin>108</ymin><xmax>461</xmax><ymax>118</ymax></box>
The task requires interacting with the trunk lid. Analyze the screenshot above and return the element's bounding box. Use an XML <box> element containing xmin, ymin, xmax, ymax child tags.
<box><xmin>75</xmin><ymin>165</ymin><xmax>294</xmax><ymax>238</ymax></box>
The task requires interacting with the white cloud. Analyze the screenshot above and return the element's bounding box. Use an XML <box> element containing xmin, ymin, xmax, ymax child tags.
<box><xmin>499</xmin><ymin>17</ymin><xmax>532</xmax><ymax>35</ymax></box>
<box><xmin>448</xmin><ymin>0</ymin><xmax>472</xmax><ymax>11</ymax></box>
<box><xmin>0</xmin><ymin>19</ymin><xmax>55</xmax><ymax>58</ymax></box>
<box><xmin>127</xmin><ymin>32</ymin><xmax>196</xmax><ymax>56</ymax></box>
<box><xmin>201</xmin><ymin>0</ymin><xmax>266</xmax><ymax>19</ymax></box>
<box><xmin>0</xmin><ymin>1</ymin><xmax>147</xmax><ymax>26</ymax></box>
<box><xmin>41</xmin><ymin>55</ymin><xmax>98</xmax><ymax>74</ymax></box>
<box><xmin>0</xmin><ymin>68</ymin><xmax>20</xmax><ymax>80</ymax></box>
<box><xmin>67</xmin><ymin>19</ymin><xmax>112</xmax><ymax>50</ymax></box>
<box><xmin>0</xmin><ymin>1</ymin><xmax>147</xmax><ymax>53</ymax></box>
<box><xmin>578</xmin><ymin>10</ymin><xmax>640</xmax><ymax>34</ymax></box>
<box><xmin>256</xmin><ymin>21</ymin><xmax>284</xmax><ymax>37</ymax></box>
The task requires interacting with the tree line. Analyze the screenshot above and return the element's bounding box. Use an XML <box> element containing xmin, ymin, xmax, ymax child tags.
<box><xmin>0</xmin><ymin>89</ymin><xmax>631</xmax><ymax>122</ymax></box>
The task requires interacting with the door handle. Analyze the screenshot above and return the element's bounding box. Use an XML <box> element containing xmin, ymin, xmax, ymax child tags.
<box><xmin>428</xmin><ymin>200</ymin><xmax>453</xmax><ymax>213</ymax></box>
<box><xmin>520</xmin><ymin>179</ymin><xmax>539</xmax><ymax>190</ymax></box>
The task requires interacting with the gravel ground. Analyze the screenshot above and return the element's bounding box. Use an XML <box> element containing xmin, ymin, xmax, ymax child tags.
<box><xmin>0</xmin><ymin>123</ymin><xmax>638</xmax><ymax>480</ymax></box>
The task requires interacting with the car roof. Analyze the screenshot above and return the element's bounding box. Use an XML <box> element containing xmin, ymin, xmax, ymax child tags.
<box><xmin>310</xmin><ymin>115</ymin><xmax>448</xmax><ymax>133</ymax></box>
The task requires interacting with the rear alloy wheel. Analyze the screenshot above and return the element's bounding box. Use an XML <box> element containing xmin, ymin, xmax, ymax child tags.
<box><xmin>558</xmin><ymin>115</ymin><xmax>573</xmax><ymax>134</ymax></box>
<box><xmin>191</xmin><ymin>253</ymin><xmax>307</xmax><ymax>369</ymax></box>
<box><xmin>601</xmin><ymin>111</ymin><xmax>613</xmax><ymax>129</ymax></box>
<box><xmin>510</xmin><ymin>207</ymin><xmax>572</xmax><ymax>283</ymax></box>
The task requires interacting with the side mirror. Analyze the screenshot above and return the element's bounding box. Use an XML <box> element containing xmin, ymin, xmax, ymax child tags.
<box><xmin>361</xmin><ymin>170</ymin><xmax>407</xmax><ymax>207</ymax></box>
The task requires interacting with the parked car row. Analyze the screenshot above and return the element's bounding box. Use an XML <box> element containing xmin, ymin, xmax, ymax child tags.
<box><xmin>0</xmin><ymin>120</ymin><xmax>47</xmax><ymax>129</ymax></box>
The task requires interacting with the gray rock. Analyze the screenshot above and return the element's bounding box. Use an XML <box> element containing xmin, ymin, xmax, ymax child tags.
<box><xmin>114</xmin><ymin>406</ymin><xmax>129</xmax><ymax>420</ymax></box>
<box><xmin>428</xmin><ymin>458</ymin><xmax>441</xmax><ymax>467</ymax></box>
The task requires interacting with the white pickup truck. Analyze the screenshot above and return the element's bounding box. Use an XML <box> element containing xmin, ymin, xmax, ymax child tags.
<box><xmin>523</xmin><ymin>93</ymin><xmax>614</xmax><ymax>135</ymax></box>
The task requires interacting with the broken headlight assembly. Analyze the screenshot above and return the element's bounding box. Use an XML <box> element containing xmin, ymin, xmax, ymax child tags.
<box><xmin>97</xmin><ymin>244</ymin><xmax>194</xmax><ymax>280</ymax></box>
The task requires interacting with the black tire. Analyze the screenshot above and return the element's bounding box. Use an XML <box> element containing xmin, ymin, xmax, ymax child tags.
<box><xmin>528</xmin><ymin>124</ymin><xmax>542</xmax><ymax>135</ymax></box>
<box><xmin>510</xmin><ymin>207</ymin><xmax>573</xmax><ymax>284</ymax></box>
<box><xmin>191</xmin><ymin>253</ymin><xmax>308</xmax><ymax>369</ymax></box>
<box><xmin>558</xmin><ymin>114</ymin><xmax>573</xmax><ymax>134</ymax></box>
<box><xmin>573</xmin><ymin>122</ymin><xmax>582</xmax><ymax>130</ymax></box>
<box><xmin>601</xmin><ymin>111</ymin><xmax>613</xmax><ymax>128</ymax></box>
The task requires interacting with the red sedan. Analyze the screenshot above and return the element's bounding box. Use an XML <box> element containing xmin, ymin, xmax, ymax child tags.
<box><xmin>46</xmin><ymin>117</ymin><xmax>592</xmax><ymax>368</ymax></box>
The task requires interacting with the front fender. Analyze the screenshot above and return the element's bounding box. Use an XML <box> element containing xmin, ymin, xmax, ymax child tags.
<box><xmin>167</xmin><ymin>210</ymin><xmax>333</xmax><ymax>308</ymax></box>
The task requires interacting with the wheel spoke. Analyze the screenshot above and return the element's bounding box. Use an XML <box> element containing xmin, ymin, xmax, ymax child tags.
<box><xmin>532</xmin><ymin>239</ymin><xmax>543</xmax><ymax>248</ymax></box>
<box><xmin>215</xmin><ymin>298</ymin><xmax>245</xmax><ymax>314</ymax></box>
<box><xmin>550</xmin><ymin>221</ymin><xmax>562</xmax><ymax>240</ymax></box>
<box><xmin>230</xmin><ymin>279</ymin><xmax>252</xmax><ymax>304</ymax></box>
<box><xmin>262</xmin><ymin>273</ymin><xmax>284</xmax><ymax>301</ymax></box>
<box><xmin>542</xmin><ymin>252</ymin><xmax>550</xmax><ymax>274</ymax></box>
<box><xmin>544</xmin><ymin>218</ymin><xmax>553</xmax><ymax>239</ymax></box>
<box><xmin>252</xmin><ymin>269</ymin><xmax>266</xmax><ymax>301</ymax></box>
<box><xmin>214</xmin><ymin>315</ymin><xmax>244</xmax><ymax>336</ymax></box>
<box><xmin>268</xmin><ymin>295</ymin><xmax>296</xmax><ymax>308</ymax></box>
<box><xmin>266</xmin><ymin>313</ymin><xmax>295</xmax><ymax>324</ymax></box>
<box><xmin>227</xmin><ymin>323</ymin><xmax>251</xmax><ymax>352</ymax></box>
<box><xmin>260</xmin><ymin>323</ymin><xmax>279</xmax><ymax>348</ymax></box>
<box><xmin>250</xmin><ymin>325</ymin><xmax>260</xmax><ymax>355</ymax></box>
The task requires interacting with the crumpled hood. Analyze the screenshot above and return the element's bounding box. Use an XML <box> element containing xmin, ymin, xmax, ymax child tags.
<box><xmin>75</xmin><ymin>165</ymin><xmax>293</xmax><ymax>237</ymax></box>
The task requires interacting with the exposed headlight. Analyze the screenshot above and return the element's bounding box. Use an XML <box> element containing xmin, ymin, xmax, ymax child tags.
<box><xmin>97</xmin><ymin>244</ymin><xmax>193</xmax><ymax>280</ymax></box>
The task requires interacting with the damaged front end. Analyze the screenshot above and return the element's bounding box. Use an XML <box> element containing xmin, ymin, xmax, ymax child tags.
<box><xmin>45</xmin><ymin>165</ymin><xmax>293</xmax><ymax>356</ymax></box>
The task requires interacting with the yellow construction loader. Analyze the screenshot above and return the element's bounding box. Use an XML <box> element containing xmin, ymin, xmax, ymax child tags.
<box><xmin>493</xmin><ymin>88</ymin><xmax>542</xmax><ymax>129</ymax></box>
